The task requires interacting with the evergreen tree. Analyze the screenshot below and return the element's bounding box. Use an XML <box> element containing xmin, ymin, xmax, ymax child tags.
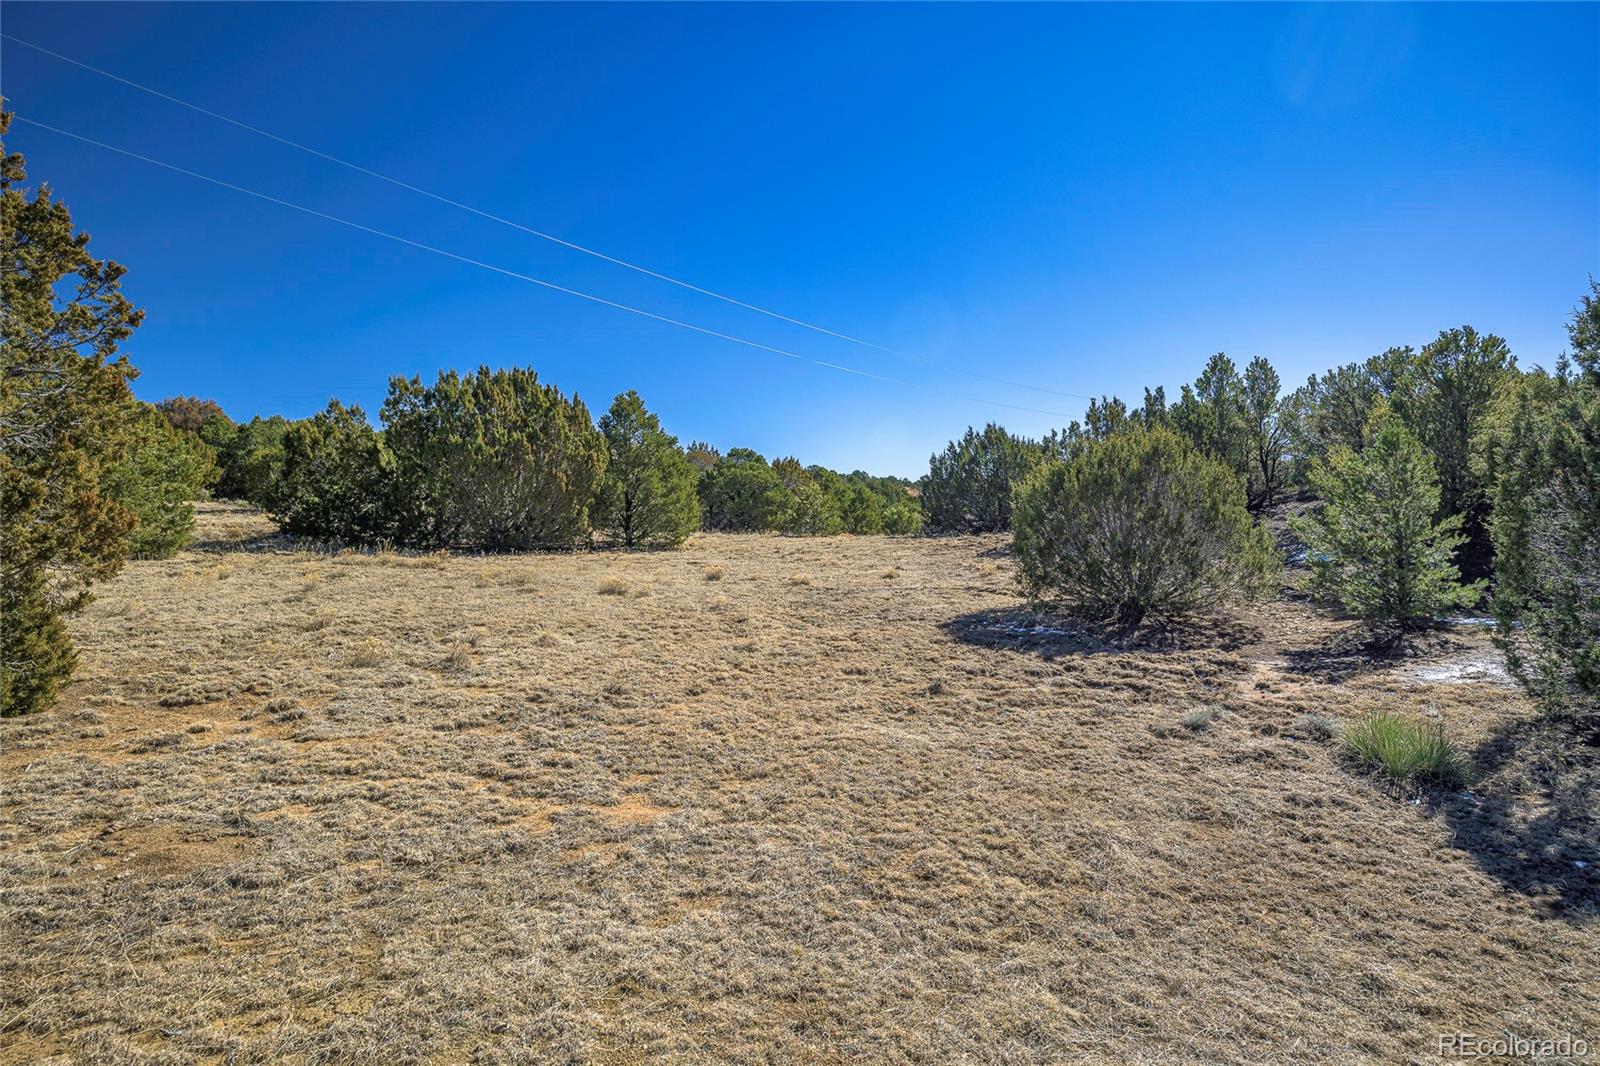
<box><xmin>1488</xmin><ymin>283</ymin><xmax>1600</xmax><ymax>732</ymax></box>
<box><xmin>273</xmin><ymin>401</ymin><xmax>398</xmax><ymax>545</ymax></box>
<box><xmin>1173</xmin><ymin>353</ymin><xmax>1249</xmax><ymax>481</ymax></box>
<box><xmin>1292</xmin><ymin>412</ymin><xmax>1484</xmax><ymax>627</ymax></box>
<box><xmin>1242</xmin><ymin>356</ymin><xmax>1289</xmax><ymax>509</ymax></box>
<box><xmin>215</xmin><ymin>415</ymin><xmax>291</xmax><ymax>505</ymax></box>
<box><xmin>921</xmin><ymin>423</ymin><xmax>1042</xmax><ymax>533</ymax></box>
<box><xmin>595</xmin><ymin>391</ymin><xmax>700</xmax><ymax>548</ymax></box>
<box><xmin>1013</xmin><ymin>427</ymin><xmax>1278</xmax><ymax>627</ymax></box>
<box><xmin>1</xmin><ymin>107</ymin><xmax>142</xmax><ymax>715</ymax></box>
<box><xmin>1399</xmin><ymin>327</ymin><xmax>1515</xmax><ymax>578</ymax></box>
<box><xmin>837</xmin><ymin>481</ymin><xmax>884</xmax><ymax>534</ymax></box>
<box><xmin>1285</xmin><ymin>362</ymin><xmax>1383</xmax><ymax>479</ymax></box>
<box><xmin>102</xmin><ymin>403</ymin><xmax>218</xmax><ymax>558</ymax></box>
<box><xmin>780</xmin><ymin>479</ymin><xmax>843</xmax><ymax>535</ymax></box>
<box><xmin>383</xmin><ymin>366</ymin><xmax>606</xmax><ymax>550</ymax></box>
<box><xmin>699</xmin><ymin>448</ymin><xmax>790</xmax><ymax>531</ymax></box>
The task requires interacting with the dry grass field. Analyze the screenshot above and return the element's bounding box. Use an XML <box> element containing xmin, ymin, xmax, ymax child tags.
<box><xmin>2</xmin><ymin>501</ymin><xmax>1596</xmax><ymax>1064</ymax></box>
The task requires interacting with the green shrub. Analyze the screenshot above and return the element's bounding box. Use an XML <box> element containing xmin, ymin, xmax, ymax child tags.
<box><xmin>881</xmin><ymin>498</ymin><xmax>924</xmax><ymax>536</ymax></box>
<box><xmin>1341</xmin><ymin>710</ymin><xmax>1470</xmax><ymax>788</ymax></box>
<box><xmin>102</xmin><ymin>403</ymin><xmax>218</xmax><ymax>558</ymax></box>
<box><xmin>1012</xmin><ymin>427</ymin><xmax>1278</xmax><ymax>626</ymax></box>
<box><xmin>837</xmin><ymin>482</ymin><xmax>884</xmax><ymax>534</ymax></box>
<box><xmin>1</xmin><ymin>571</ymin><xmax>78</xmax><ymax>718</ymax></box>
<box><xmin>383</xmin><ymin>366</ymin><xmax>606</xmax><ymax>550</ymax></box>
<box><xmin>272</xmin><ymin>401</ymin><xmax>397</xmax><ymax>545</ymax></box>
<box><xmin>1293</xmin><ymin>412</ymin><xmax>1484</xmax><ymax>626</ymax></box>
<box><xmin>921</xmin><ymin>423</ymin><xmax>1043</xmax><ymax>533</ymax></box>
<box><xmin>595</xmin><ymin>390</ymin><xmax>700</xmax><ymax>548</ymax></box>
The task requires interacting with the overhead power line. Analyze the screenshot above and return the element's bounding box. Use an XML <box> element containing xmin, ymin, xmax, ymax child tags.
<box><xmin>1</xmin><ymin>32</ymin><xmax>1094</xmax><ymax>402</ymax></box>
<box><xmin>13</xmin><ymin>115</ymin><xmax>1080</xmax><ymax>420</ymax></box>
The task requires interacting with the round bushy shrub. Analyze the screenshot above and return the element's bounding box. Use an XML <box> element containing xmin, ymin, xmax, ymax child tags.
<box><xmin>1012</xmin><ymin>427</ymin><xmax>1278</xmax><ymax>626</ymax></box>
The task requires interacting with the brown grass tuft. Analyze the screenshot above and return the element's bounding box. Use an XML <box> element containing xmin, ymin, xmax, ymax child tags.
<box><xmin>598</xmin><ymin>575</ymin><xmax>628</xmax><ymax>596</ymax></box>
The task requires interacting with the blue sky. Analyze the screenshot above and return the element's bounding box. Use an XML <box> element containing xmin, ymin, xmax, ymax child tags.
<box><xmin>3</xmin><ymin>3</ymin><xmax>1596</xmax><ymax>477</ymax></box>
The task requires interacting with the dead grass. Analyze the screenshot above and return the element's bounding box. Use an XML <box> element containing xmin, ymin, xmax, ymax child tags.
<box><xmin>0</xmin><ymin>499</ymin><xmax>1595</xmax><ymax>1063</ymax></box>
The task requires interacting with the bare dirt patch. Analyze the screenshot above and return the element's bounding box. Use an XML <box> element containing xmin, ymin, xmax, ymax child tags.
<box><xmin>1</xmin><ymin>501</ymin><xmax>1594</xmax><ymax>1063</ymax></box>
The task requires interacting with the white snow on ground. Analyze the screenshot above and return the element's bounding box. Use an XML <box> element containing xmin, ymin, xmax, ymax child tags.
<box><xmin>1397</xmin><ymin>653</ymin><xmax>1516</xmax><ymax>686</ymax></box>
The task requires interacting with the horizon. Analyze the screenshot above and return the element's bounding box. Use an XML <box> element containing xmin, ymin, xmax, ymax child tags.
<box><xmin>2</xmin><ymin>2</ymin><xmax>1596</xmax><ymax>478</ymax></box>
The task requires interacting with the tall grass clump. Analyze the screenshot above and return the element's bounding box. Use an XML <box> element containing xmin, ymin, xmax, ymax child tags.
<box><xmin>1341</xmin><ymin>710</ymin><xmax>1470</xmax><ymax>788</ymax></box>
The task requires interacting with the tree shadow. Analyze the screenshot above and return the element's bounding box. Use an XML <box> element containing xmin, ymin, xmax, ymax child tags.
<box><xmin>190</xmin><ymin>530</ymin><xmax>297</xmax><ymax>554</ymax></box>
<box><xmin>1275</xmin><ymin>623</ymin><xmax>1471</xmax><ymax>684</ymax></box>
<box><xmin>1440</xmin><ymin>717</ymin><xmax>1599</xmax><ymax>920</ymax></box>
<box><xmin>943</xmin><ymin>605</ymin><xmax>1260</xmax><ymax>659</ymax></box>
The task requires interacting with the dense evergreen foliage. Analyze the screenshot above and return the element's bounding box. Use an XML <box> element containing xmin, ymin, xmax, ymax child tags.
<box><xmin>1487</xmin><ymin>285</ymin><xmax>1600</xmax><ymax>732</ymax></box>
<box><xmin>1292</xmin><ymin>412</ymin><xmax>1484</xmax><ymax>626</ymax></box>
<box><xmin>1012</xmin><ymin>428</ymin><xmax>1278</xmax><ymax>626</ymax></box>
<box><xmin>595</xmin><ymin>391</ymin><xmax>701</xmax><ymax>548</ymax></box>
<box><xmin>271</xmin><ymin>401</ymin><xmax>398</xmax><ymax>545</ymax></box>
<box><xmin>381</xmin><ymin>367</ymin><xmax>607</xmax><ymax>550</ymax></box>
<box><xmin>1</xmin><ymin>109</ymin><xmax>143</xmax><ymax>715</ymax></box>
<box><xmin>103</xmin><ymin>403</ymin><xmax>219</xmax><ymax>558</ymax></box>
<box><xmin>921</xmin><ymin>423</ymin><xmax>1043</xmax><ymax>532</ymax></box>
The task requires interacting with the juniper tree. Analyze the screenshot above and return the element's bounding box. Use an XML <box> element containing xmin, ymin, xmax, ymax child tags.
<box><xmin>1488</xmin><ymin>283</ymin><xmax>1600</xmax><ymax>732</ymax></box>
<box><xmin>595</xmin><ymin>390</ymin><xmax>700</xmax><ymax>549</ymax></box>
<box><xmin>272</xmin><ymin>401</ymin><xmax>398</xmax><ymax>545</ymax></box>
<box><xmin>383</xmin><ymin>366</ymin><xmax>606</xmax><ymax>550</ymax></box>
<box><xmin>1242</xmin><ymin>356</ymin><xmax>1289</xmax><ymax>509</ymax></box>
<box><xmin>920</xmin><ymin>423</ymin><xmax>1042</xmax><ymax>533</ymax></box>
<box><xmin>699</xmin><ymin>448</ymin><xmax>790</xmax><ymax>531</ymax></box>
<box><xmin>1397</xmin><ymin>327</ymin><xmax>1515</xmax><ymax>578</ymax></box>
<box><xmin>1</xmin><ymin>106</ymin><xmax>144</xmax><ymax>715</ymax></box>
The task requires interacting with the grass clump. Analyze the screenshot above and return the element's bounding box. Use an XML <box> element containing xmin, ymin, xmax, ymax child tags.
<box><xmin>598</xmin><ymin>575</ymin><xmax>628</xmax><ymax>596</ymax></box>
<box><xmin>1179</xmin><ymin>706</ymin><xmax>1222</xmax><ymax>731</ymax></box>
<box><xmin>1341</xmin><ymin>709</ymin><xmax>1470</xmax><ymax>788</ymax></box>
<box><xmin>704</xmin><ymin>565</ymin><xmax>725</xmax><ymax>582</ymax></box>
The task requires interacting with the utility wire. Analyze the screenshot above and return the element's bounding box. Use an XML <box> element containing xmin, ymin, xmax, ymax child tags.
<box><xmin>2</xmin><ymin>32</ymin><xmax>1094</xmax><ymax>402</ymax></box>
<box><xmin>13</xmin><ymin>115</ymin><xmax>1080</xmax><ymax>420</ymax></box>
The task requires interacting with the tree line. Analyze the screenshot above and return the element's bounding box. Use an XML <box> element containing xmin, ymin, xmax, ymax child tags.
<box><xmin>920</xmin><ymin>296</ymin><xmax>1598</xmax><ymax>735</ymax></box>
<box><xmin>175</xmin><ymin>379</ymin><xmax>923</xmax><ymax>551</ymax></box>
<box><xmin>3</xmin><ymin>101</ymin><xmax>1593</xmax><ymax>736</ymax></box>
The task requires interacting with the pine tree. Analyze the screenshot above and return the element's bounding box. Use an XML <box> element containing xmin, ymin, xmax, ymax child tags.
<box><xmin>102</xmin><ymin>403</ymin><xmax>219</xmax><ymax>558</ymax></box>
<box><xmin>1292</xmin><ymin>413</ymin><xmax>1484</xmax><ymax>627</ymax></box>
<box><xmin>595</xmin><ymin>391</ymin><xmax>700</xmax><ymax>549</ymax></box>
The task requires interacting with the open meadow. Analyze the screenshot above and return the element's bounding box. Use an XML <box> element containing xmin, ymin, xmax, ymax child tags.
<box><xmin>1</xmin><ymin>501</ymin><xmax>1596</xmax><ymax>1063</ymax></box>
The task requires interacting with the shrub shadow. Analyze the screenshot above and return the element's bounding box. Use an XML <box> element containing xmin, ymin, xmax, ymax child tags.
<box><xmin>943</xmin><ymin>606</ymin><xmax>1260</xmax><ymax>659</ymax></box>
<box><xmin>1441</xmin><ymin>718</ymin><xmax>1600</xmax><ymax>920</ymax></box>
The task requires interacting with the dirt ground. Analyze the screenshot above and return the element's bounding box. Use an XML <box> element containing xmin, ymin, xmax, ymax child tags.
<box><xmin>2</xmin><ymin>501</ymin><xmax>1595</xmax><ymax>1064</ymax></box>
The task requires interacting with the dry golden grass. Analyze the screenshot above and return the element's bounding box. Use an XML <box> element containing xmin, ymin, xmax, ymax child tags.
<box><xmin>1</xmin><ymin>501</ymin><xmax>1595</xmax><ymax>1063</ymax></box>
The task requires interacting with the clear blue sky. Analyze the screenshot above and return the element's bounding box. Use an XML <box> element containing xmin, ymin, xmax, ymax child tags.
<box><xmin>3</xmin><ymin>3</ymin><xmax>1596</xmax><ymax>477</ymax></box>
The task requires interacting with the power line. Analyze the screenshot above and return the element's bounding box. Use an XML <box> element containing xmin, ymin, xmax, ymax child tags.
<box><xmin>1</xmin><ymin>32</ymin><xmax>1094</xmax><ymax>403</ymax></box>
<box><xmin>13</xmin><ymin>115</ymin><xmax>1080</xmax><ymax>420</ymax></box>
